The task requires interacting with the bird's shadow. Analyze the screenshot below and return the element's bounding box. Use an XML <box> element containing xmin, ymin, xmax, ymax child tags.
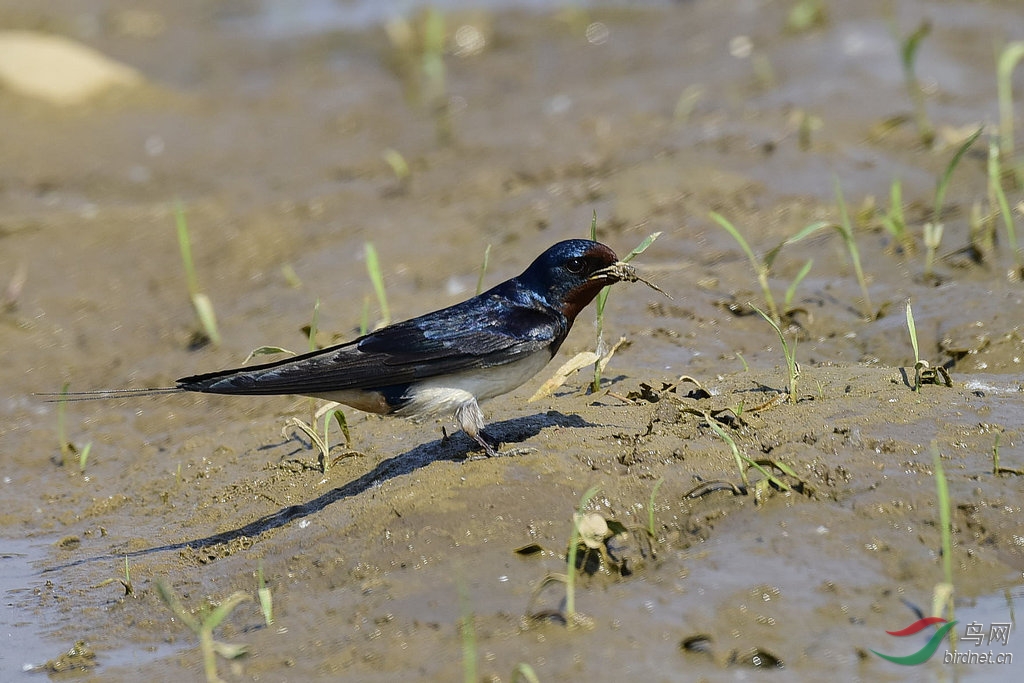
<box><xmin>43</xmin><ymin>411</ymin><xmax>594</xmax><ymax>573</ymax></box>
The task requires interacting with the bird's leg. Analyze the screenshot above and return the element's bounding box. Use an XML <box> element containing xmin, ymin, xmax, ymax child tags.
<box><xmin>455</xmin><ymin>399</ymin><xmax>534</xmax><ymax>459</ymax></box>
<box><xmin>472</xmin><ymin>431</ymin><xmax>501</xmax><ymax>458</ymax></box>
<box><xmin>455</xmin><ymin>399</ymin><xmax>498</xmax><ymax>457</ymax></box>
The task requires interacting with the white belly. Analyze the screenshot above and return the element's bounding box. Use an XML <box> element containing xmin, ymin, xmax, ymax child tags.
<box><xmin>395</xmin><ymin>352</ymin><xmax>553</xmax><ymax>420</ymax></box>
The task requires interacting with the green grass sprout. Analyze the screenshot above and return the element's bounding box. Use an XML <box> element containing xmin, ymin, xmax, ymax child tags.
<box><xmin>736</xmin><ymin>352</ymin><xmax>749</xmax><ymax>372</ymax></box>
<box><xmin>833</xmin><ymin>178</ymin><xmax>874</xmax><ymax>318</ymax></box>
<box><xmin>997</xmin><ymin>42</ymin><xmax>1024</xmax><ymax>162</ymax></box>
<box><xmin>987</xmin><ymin>136</ymin><xmax>1022</xmax><ymax>275</ymax></box>
<box><xmin>174</xmin><ymin>202</ymin><xmax>198</xmax><ymax>293</ymax></box>
<box><xmin>673</xmin><ymin>84</ymin><xmax>703</xmax><ymax>124</ymax></box>
<box><xmin>783</xmin><ymin>258</ymin><xmax>813</xmax><ymax>314</ymax></box>
<box><xmin>55</xmin><ymin>383</ymin><xmax>90</xmax><ymax>470</ymax></box>
<box><xmin>175</xmin><ymin>202</ymin><xmax>221</xmax><ymax>347</ymax></box>
<box><xmin>647</xmin><ymin>477</ymin><xmax>665</xmax><ymax>539</ymax></box>
<box><xmin>364</xmin><ymin>242</ymin><xmax>391</xmax><ymax>328</ymax></box>
<box><xmin>93</xmin><ymin>555</ymin><xmax>134</xmax><ymax>596</ymax></box>
<box><xmin>77</xmin><ymin>442</ymin><xmax>92</xmax><ymax>474</ymax></box>
<box><xmin>921</xmin><ymin>128</ymin><xmax>981</xmax><ymax>279</ymax></box>
<box><xmin>323</xmin><ymin>404</ymin><xmax>351</xmax><ymax>452</ymax></box>
<box><xmin>705</xmin><ymin>415</ymin><xmax>794</xmax><ymax>498</ymax></box>
<box><xmin>242</xmin><ymin>346</ymin><xmax>295</xmax><ymax>365</ymax></box>
<box><xmin>934</xmin><ymin>127</ymin><xmax>984</xmax><ymax>222</ymax></box>
<box><xmin>732</xmin><ymin>399</ymin><xmax>746</xmax><ymax>418</ymax></box>
<box><xmin>935</xmin><ymin>446</ymin><xmax>953</xmax><ymax>588</ymax></box>
<box><xmin>382</xmin><ymin>148</ymin><xmax>411</xmax><ymax>188</ymax></box>
<box><xmin>307</xmin><ymin>298</ymin><xmax>321</xmax><ymax>351</ymax></box>
<box><xmin>524</xmin><ymin>489</ymin><xmax>648</xmax><ymax>629</ymax></box>
<box><xmin>284</xmin><ymin>401</ymin><xmax>351</xmax><ymax>474</ymax></box>
<box><xmin>786</xmin><ymin>0</ymin><xmax>827</xmax><ymax>33</ymax></box>
<box><xmin>156</xmin><ymin>580</ymin><xmax>251</xmax><ymax>683</ymax></box>
<box><xmin>511</xmin><ymin>663</ymin><xmax>541</xmax><ymax>683</ymax></box>
<box><xmin>122</xmin><ymin>555</ymin><xmax>132</xmax><ymax>595</ymax></box>
<box><xmin>421</xmin><ymin>9</ymin><xmax>448</xmax><ymax>131</ymax></box>
<box><xmin>2</xmin><ymin>261</ymin><xmax>26</xmax><ymax>312</ymax></box>
<box><xmin>711</xmin><ymin>212</ymin><xmax>828</xmax><ymax>323</ymax></box>
<box><xmin>904</xmin><ymin>299</ymin><xmax>951</xmax><ymax>389</ymax></box>
<box><xmin>931</xmin><ymin>581</ymin><xmax>955</xmax><ymax>648</ymax></box>
<box><xmin>706</xmin><ymin>417</ymin><xmax>749</xmax><ymax>490</ymax></box>
<box><xmin>906</xmin><ymin>300</ymin><xmax>922</xmax><ymax>391</ymax></box>
<box><xmin>796</xmin><ymin>109</ymin><xmax>822</xmax><ymax>150</ymax></box>
<box><xmin>932</xmin><ymin>446</ymin><xmax>955</xmax><ymax>624</ymax></box>
<box><xmin>992</xmin><ymin>431</ymin><xmax>1001</xmax><ymax>475</ymax></box>
<box><xmin>879</xmin><ymin>179</ymin><xmax>913</xmax><ymax>253</ymax></box>
<box><xmin>298</xmin><ymin>298</ymin><xmax>349</xmax><ymax>441</ymax></box>
<box><xmin>591</xmin><ymin>240</ymin><xmax>609</xmax><ymax>390</ymax></box>
<box><xmin>922</xmin><ymin>221</ymin><xmax>944</xmax><ymax>281</ymax></box>
<box><xmin>896</xmin><ymin>20</ymin><xmax>935</xmax><ymax>146</ymax></box>
<box><xmin>588</xmin><ymin>214</ymin><xmax>661</xmax><ymax>391</ymax></box>
<box><xmin>280</xmin><ymin>263</ymin><xmax>302</xmax><ymax>288</ymax></box>
<box><xmin>566</xmin><ymin>485</ymin><xmax>601</xmax><ymax>622</ymax></box>
<box><xmin>712</xmin><ymin>212</ymin><xmax>780</xmax><ymax>321</ymax></box>
<box><xmin>384</xmin><ymin>9</ymin><xmax>450</xmax><ymax>141</ymax></box>
<box><xmin>257</xmin><ymin>562</ymin><xmax>273</xmax><ymax>627</ymax></box>
<box><xmin>459</xmin><ymin>585</ymin><xmax>477</xmax><ymax>683</ymax></box>
<box><xmin>991</xmin><ymin>430</ymin><xmax>1024</xmax><ymax>476</ymax></box>
<box><xmin>475</xmin><ymin>244</ymin><xmax>492</xmax><ymax>295</ymax></box>
<box><xmin>969</xmin><ymin>200</ymin><xmax>996</xmax><ymax>264</ymax></box>
<box><xmin>751</xmin><ymin>304</ymin><xmax>800</xmax><ymax>404</ymax></box>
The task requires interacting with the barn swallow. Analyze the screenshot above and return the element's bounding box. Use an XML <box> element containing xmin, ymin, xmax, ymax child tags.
<box><xmin>49</xmin><ymin>239</ymin><xmax>661</xmax><ymax>456</ymax></box>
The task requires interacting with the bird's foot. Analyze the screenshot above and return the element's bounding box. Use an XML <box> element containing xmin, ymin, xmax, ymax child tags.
<box><xmin>465</xmin><ymin>446</ymin><xmax>536</xmax><ymax>461</ymax></box>
<box><xmin>465</xmin><ymin>432</ymin><xmax>535</xmax><ymax>460</ymax></box>
<box><xmin>471</xmin><ymin>431</ymin><xmax>500</xmax><ymax>458</ymax></box>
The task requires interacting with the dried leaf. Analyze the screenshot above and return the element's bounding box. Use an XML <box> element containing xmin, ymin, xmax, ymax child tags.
<box><xmin>529</xmin><ymin>351</ymin><xmax>600</xmax><ymax>402</ymax></box>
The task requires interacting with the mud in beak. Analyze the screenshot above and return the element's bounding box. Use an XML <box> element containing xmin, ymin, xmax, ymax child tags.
<box><xmin>589</xmin><ymin>261</ymin><xmax>633</xmax><ymax>283</ymax></box>
<box><xmin>590</xmin><ymin>261</ymin><xmax>672</xmax><ymax>299</ymax></box>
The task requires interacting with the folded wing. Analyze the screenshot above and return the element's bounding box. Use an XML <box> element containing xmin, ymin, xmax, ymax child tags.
<box><xmin>177</xmin><ymin>296</ymin><xmax>566</xmax><ymax>396</ymax></box>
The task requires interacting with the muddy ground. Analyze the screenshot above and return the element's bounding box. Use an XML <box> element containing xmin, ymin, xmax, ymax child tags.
<box><xmin>2</xmin><ymin>0</ymin><xmax>1023</xmax><ymax>680</ymax></box>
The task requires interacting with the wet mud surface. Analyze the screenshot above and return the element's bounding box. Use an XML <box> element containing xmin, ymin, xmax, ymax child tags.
<box><xmin>2</xmin><ymin>0</ymin><xmax>1023</xmax><ymax>680</ymax></box>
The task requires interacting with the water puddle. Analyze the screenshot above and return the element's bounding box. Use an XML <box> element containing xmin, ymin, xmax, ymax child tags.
<box><xmin>1</xmin><ymin>537</ymin><xmax>73</xmax><ymax>679</ymax></box>
<box><xmin>951</xmin><ymin>586</ymin><xmax>1023</xmax><ymax>681</ymax></box>
<box><xmin>1</xmin><ymin>537</ymin><xmax>183</xmax><ymax>679</ymax></box>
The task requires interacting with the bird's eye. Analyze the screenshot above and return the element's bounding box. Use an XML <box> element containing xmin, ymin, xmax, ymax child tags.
<box><xmin>565</xmin><ymin>257</ymin><xmax>586</xmax><ymax>274</ymax></box>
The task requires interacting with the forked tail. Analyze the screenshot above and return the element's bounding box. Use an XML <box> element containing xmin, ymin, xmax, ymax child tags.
<box><xmin>34</xmin><ymin>387</ymin><xmax>184</xmax><ymax>402</ymax></box>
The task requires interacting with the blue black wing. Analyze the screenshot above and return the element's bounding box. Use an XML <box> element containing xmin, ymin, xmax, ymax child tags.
<box><xmin>177</xmin><ymin>295</ymin><xmax>567</xmax><ymax>396</ymax></box>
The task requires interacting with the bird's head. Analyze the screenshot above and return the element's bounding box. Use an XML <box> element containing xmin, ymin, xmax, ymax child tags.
<box><xmin>519</xmin><ymin>239</ymin><xmax>629</xmax><ymax>321</ymax></box>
